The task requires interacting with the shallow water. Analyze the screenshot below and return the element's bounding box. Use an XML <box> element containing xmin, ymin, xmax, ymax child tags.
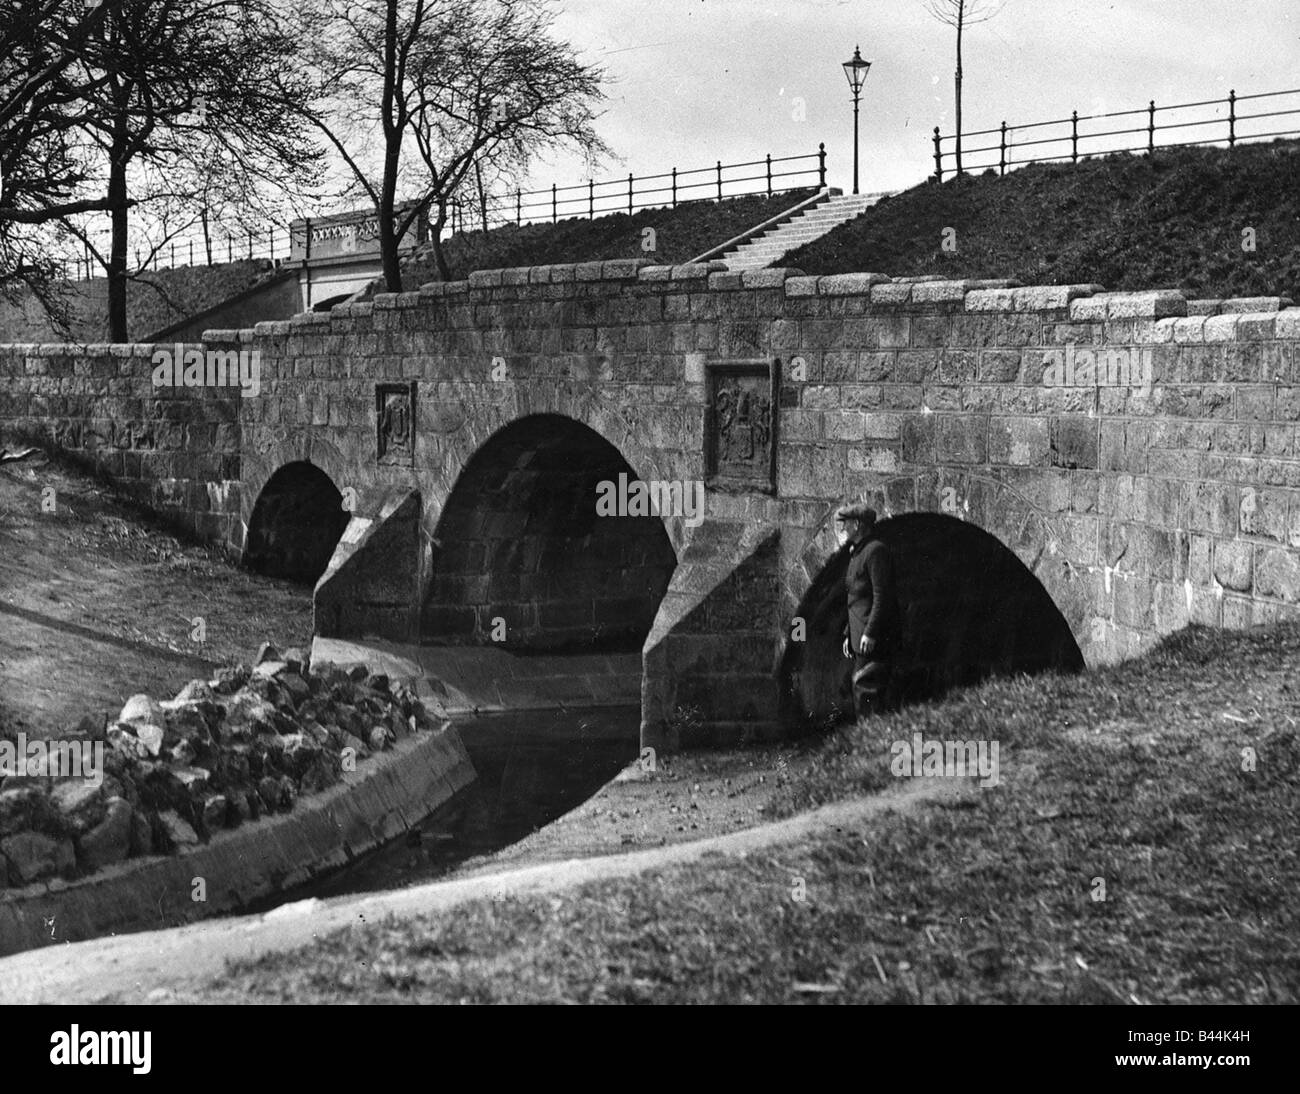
<box><xmin>305</xmin><ymin>705</ymin><xmax>641</xmax><ymax>898</ymax></box>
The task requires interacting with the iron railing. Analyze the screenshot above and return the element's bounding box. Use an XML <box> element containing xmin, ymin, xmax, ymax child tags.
<box><xmin>932</xmin><ymin>87</ymin><xmax>1300</xmax><ymax>180</ymax></box>
<box><xmin>52</xmin><ymin>145</ymin><xmax>830</xmax><ymax>278</ymax></box>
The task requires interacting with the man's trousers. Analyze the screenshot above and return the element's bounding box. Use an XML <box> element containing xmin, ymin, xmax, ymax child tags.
<box><xmin>851</xmin><ymin>655</ymin><xmax>892</xmax><ymax>719</ymax></box>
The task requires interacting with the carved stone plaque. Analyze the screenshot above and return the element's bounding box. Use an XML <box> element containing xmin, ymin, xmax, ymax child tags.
<box><xmin>705</xmin><ymin>360</ymin><xmax>777</xmax><ymax>492</ymax></box>
<box><xmin>376</xmin><ymin>382</ymin><xmax>415</xmax><ymax>465</ymax></box>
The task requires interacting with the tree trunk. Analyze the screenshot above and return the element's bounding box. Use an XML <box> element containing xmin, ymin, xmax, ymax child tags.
<box><xmin>377</xmin><ymin>0</ymin><xmax>403</xmax><ymax>292</ymax></box>
<box><xmin>106</xmin><ymin>138</ymin><xmax>129</xmax><ymax>342</ymax></box>
<box><xmin>475</xmin><ymin>159</ymin><xmax>488</xmax><ymax>232</ymax></box>
<box><xmin>429</xmin><ymin>202</ymin><xmax>451</xmax><ymax>280</ymax></box>
<box><xmin>379</xmin><ymin>187</ymin><xmax>402</xmax><ymax>291</ymax></box>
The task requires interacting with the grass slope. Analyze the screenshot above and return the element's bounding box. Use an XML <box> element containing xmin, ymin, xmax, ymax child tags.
<box><xmin>395</xmin><ymin>189</ymin><xmax>817</xmax><ymax>287</ymax></box>
<box><xmin>0</xmin><ymin>259</ymin><xmax>277</xmax><ymax>344</ymax></box>
<box><xmin>787</xmin><ymin>140</ymin><xmax>1300</xmax><ymax>300</ymax></box>
<box><xmin>181</xmin><ymin>620</ymin><xmax>1299</xmax><ymax>1004</ymax></box>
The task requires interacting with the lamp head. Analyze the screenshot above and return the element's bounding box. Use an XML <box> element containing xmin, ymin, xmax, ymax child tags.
<box><xmin>843</xmin><ymin>45</ymin><xmax>872</xmax><ymax>95</ymax></box>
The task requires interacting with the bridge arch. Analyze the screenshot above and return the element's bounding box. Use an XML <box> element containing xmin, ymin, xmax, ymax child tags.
<box><xmin>778</xmin><ymin>471</ymin><xmax>1087</xmax><ymax>730</ymax></box>
<box><xmin>420</xmin><ymin>412</ymin><xmax>680</xmax><ymax>652</ymax></box>
<box><xmin>243</xmin><ymin>459</ymin><xmax>352</xmax><ymax>584</ymax></box>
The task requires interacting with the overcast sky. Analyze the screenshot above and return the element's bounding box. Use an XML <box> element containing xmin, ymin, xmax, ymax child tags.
<box><xmin>536</xmin><ymin>0</ymin><xmax>1300</xmax><ymax>197</ymax></box>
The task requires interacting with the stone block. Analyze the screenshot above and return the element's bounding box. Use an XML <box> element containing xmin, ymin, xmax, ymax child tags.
<box><xmin>1213</xmin><ymin>538</ymin><xmax>1253</xmax><ymax>592</ymax></box>
<box><xmin>936</xmin><ymin>415</ymin><xmax>987</xmax><ymax>463</ymax></box>
<box><xmin>989</xmin><ymin>416</ymin><xmax>1049</xmax><ymax>466</ymax></box>
<box><xmin>817</xmin><ymin>273</ymin><xmax>890</xmax><ymax>295</ymax></box>
<box><xmin>1108</xmin><ymin>290</ymin><xmax>1188</xmax><ymax>320</ymax></box>
<box><xmin>742</xmin><ymin>269</ymin><xmax>803</xmax><ymax>289</ymax></box>
<box><xmin>671</xmin><ymin>263</ymin><xmax>726</xmax><ymax>280</ymax></box>
<box><xmin>1236</xmin><ymin>313</ymin><xmax>1279</xmax><ymax>341</ymax></box>
<box><xmin>1255</xmin><ymin>547</ymin><xmax>1300</xmax><ymax>602</ymax></box>
<box><xmin>1203</xmin><ymin>315</ymin><xmax>1240</xmax><ymax>342</ymax></box>
<box><xmin>1049</xmin><ymin>417</ymin><xmax>1098</xmax><ymax>470</ymax></box>
<box><xmin>965</xmin><ymin>288</ymin><xmax>1017</xmax><ymax>313</ymax></box>
<box><xmin>784</xmin><ymin>276</ymin><xmax>820</xmax><ymax>297</ymax></box>
<box><xmin>1223</xmin><ymin>297</ymin><xmax>1293</xmax><ymax>313</ymax></box>
<box><xmin>1276</xmin><ymin>311</ymin><xmax>1300</xmax><ymax>340</ymax></box>
<box><xmin>869</xmin><ymin>282</ymin><xmax>913</xmax><ymax>307</ymax></box>
<box><xmin>601</xmin><ymin>259</ymin><xmax>655</xmax><ymax>279</ymax></box>
<box><xmin>707</xmin><ymin>272</ymin><xmax>746</xmax><ymax>292</ymax></box>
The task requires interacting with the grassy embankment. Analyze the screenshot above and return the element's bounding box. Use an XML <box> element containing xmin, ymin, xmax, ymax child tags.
<box><xmin>787</xmin><ymin>140</ymin><xmax>1300</xmax><ymax>300</ymax></box>
<box><xmin>183</xmin><ymin>620</ymin><xmax>1299</xmax><ymax>1004</ymax></box>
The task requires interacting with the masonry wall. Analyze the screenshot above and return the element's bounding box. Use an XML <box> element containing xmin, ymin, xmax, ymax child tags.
<box><xmin>6</xmin><ymin>262</ymin><xmax>1300</xmax><ymax>745</ymax></box>
<box><xmin>0</xmin><ymin>342</ymin><xmax>242</xmax><ymax>543</ymax></box>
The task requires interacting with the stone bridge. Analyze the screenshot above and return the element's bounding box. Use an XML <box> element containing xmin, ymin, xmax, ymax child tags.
<box><xmin>4</xmin><ymin>260</ymin><xmax>1300</xmax><ymax>747</ymax></box>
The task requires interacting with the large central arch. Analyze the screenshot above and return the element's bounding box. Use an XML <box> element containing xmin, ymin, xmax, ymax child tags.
<box><xmin>420</xmin><ymin>414</ymin><xmax>679</xmax><ymax>653</ymax></box>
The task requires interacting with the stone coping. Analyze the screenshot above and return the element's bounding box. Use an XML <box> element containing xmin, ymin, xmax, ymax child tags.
<box><xmin>0</xmin><ymin>720</ymin><xmax>475</xmax><ymax>958</ymax></box>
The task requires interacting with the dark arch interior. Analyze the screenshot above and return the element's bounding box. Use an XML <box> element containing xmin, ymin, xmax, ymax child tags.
<box><xmin>781</xmin><ymin>512</ymin><xmax>1085</xmax><ymax>731</ymax></box>
<box><xmin>421</xmin><ymin>415</ymin><xmax>678</xmax><ymax>652</ymax></box>
<box><xmin>243</xmin><ymin>461</ymin><xmax>351</xmax><ymax>585</ymax></box>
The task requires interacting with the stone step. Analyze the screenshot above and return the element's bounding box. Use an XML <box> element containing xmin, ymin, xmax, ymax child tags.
<box><xmin>716</xmin><ymin>190</ymin><xmax>885</xmax><ymax>270</ymax></box>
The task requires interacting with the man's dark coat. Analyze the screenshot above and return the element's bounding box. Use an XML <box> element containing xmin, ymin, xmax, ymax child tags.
<box><xmin>843</xmin><ymin>532</ymin><xmax>901</xmax><ymax>655</ymax></box>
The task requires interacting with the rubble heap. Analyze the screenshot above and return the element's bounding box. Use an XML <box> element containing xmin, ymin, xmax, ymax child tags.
<box><xmin>0</xmin><ymin>644</ymin><xmax>447</xmax><ymax>890</ymax></box>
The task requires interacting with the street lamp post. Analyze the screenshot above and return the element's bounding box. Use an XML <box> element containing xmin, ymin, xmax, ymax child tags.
<box><xmin>842</xmin><ymin>45</ymin><xmax>872</xmax><ymax>195</ymax></box>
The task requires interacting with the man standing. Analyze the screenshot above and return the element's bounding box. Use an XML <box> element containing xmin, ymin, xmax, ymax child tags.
<box><xmin>837</xmin><ymin>504</ymin><xmax>900</xmax><ymax>719</ymax></box>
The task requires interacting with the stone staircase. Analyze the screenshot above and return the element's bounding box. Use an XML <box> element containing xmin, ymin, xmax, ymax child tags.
<box><xmin>714</xmin><ymin>190</ymin><xmax>888</xmax><ymax>272</ymax></box>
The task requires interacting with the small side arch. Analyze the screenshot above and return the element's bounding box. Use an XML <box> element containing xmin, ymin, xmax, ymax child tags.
<box><xmin>243</xmin><ymin>460</ymin><xmax>351</xmax><ymax>584</ymax></box>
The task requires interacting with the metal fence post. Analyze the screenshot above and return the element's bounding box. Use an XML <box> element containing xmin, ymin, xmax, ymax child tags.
<box><xmin>1229</xmin><ymin>89</ymin><xmax>1237</xmax><ymax>147</ymax></box>
<box><xmin>551</xmin><ymin>184</ymin><xmax>557</xmax><ymax>223</ymax></box>
<box><xmin>933</xmin><ymin>127</ymin><xmax>943</xmax><ymax>180</ymax></box>
<box><xmin>628</xmin><ymin>173</ymin><xmax>633</xmax><ymax>215</ymax></box>
<box><xmin>1071</xmin><ymin>111</ymin><xmax>1079</xmax><ymax>163</ymax></box>
<box><xmin>589</xmin><ymin>180</ymin><xmax>594</xmax><ymax>218</ymax></box>
<box><xmin>716</xmin><ymin>160</ymin><xmax>722</xmax><ymax>200</ymax></box>
<box><xmin>189</xmin><ymin>239</ymin><xmax>193</xmax><ymax>266</ymax></box>
<box><xmin>170</xmin><ymin>242</ymin><xmax>175</xmax><ymax>268</ymax></box>
<box><xmin>999</xmin><ymin>122</ymin><xmax>1007</xmax><ymax>175</ymax></box>
<box><xmin>766</xmin><ymin>153</ymin><xmax>772</xmax><ymax>197</ymax></box>
<box><xmin>516</xmin><ymin>189</ymin><xmax>521</xmax><ymax>226</ymax></box>
<box><xmin>247</xmin><ymin>229</ymin><xmax>252</xmax><ymax>260</ymax></box>
<box><xmin>226</xmin><ymin>234</ymin><xmax>232</xmax><ymax>263</ymax></box>
<box><xmin>818</xmin><ymin>142</ymin><xmax>826</xmax><ymax>187</ymax></box>
<box><xmin>672</xmin><ymin>167</ymin><xmax>677</xmax><ymax>207</ymax></box>
<box><xmin>1148</xmin><ymin>100</ymin><xmax>1156</xmax><ymax>155</ymax></box>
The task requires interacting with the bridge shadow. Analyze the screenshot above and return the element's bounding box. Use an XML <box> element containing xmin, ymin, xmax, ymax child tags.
<box><xmin>781</xmin><ymin>512</ymin><xmax>1084</xmax><ymax>731</ymax></box>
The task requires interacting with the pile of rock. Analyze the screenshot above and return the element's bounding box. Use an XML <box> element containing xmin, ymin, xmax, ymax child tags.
<box><xmin>0</xmin><ymin>644</ymin><xmax>447</xmax><ymax>890</ymax></box>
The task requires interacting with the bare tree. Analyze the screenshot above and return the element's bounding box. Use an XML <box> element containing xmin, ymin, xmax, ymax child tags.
<box><xmin>296</xmin><ymin>0</ymin><xmax>607</xmax><ymax>289</ymax></box>
<box><xmin>924</xmin><ymin>0</ymin><xmax>1007</xmax><ymax>177</ymax></box>
<box><xmin>56</xmin><ymin>0</ymin><xmax>322</xmax><ymax>339</ymax></box>
<box><xmin>0</xmin><ymin>1</ymin><xmax>116</xmax><ymax>322</ymax></box>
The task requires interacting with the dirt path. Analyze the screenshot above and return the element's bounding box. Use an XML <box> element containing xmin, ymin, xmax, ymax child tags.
<box><xmin>0</xmin><ymin>454</ymin><xmax>311</xmax><ymax>737</ymax></box>
<box><xmin>0</xmin><ymin>776</ymin><xmax>972</xmax><ymax>1004</ymax></box>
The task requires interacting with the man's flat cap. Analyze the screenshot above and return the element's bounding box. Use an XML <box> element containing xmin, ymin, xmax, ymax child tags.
<box><xmin>834</xmin><ymin>503</ymin><xmax>877</xmax><ymax>524</ymax></box>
